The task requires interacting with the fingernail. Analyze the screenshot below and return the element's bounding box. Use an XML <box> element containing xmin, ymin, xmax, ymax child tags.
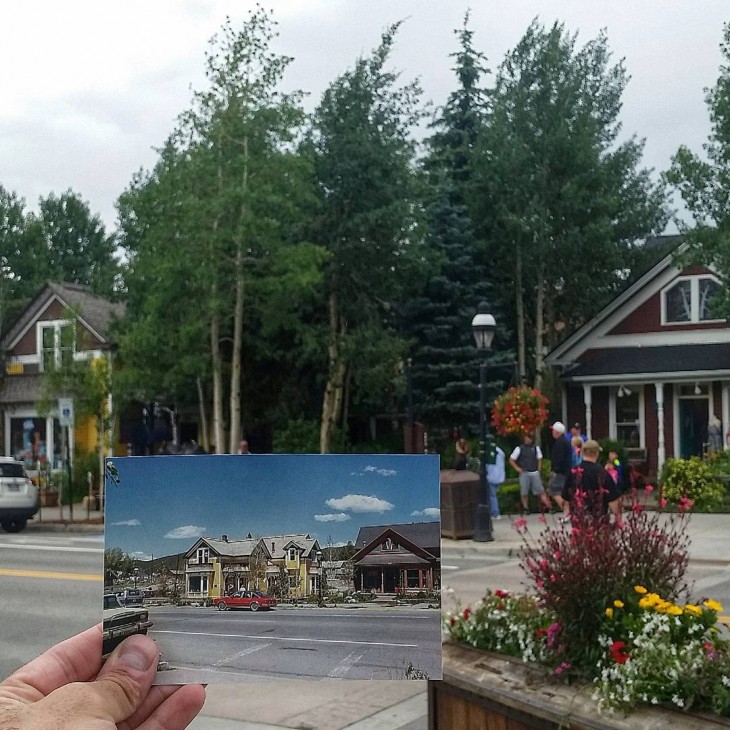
<box><xmin>117</xmin><ymin>636</ymin><xmax>157</xmax><ymax>672</ymax></box>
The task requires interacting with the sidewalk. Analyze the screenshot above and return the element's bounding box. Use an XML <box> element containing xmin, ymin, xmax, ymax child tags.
<box><xmin>26</xmin><ymin>501</ymin><xmax>104</xmax><ymax>532</ymax></box>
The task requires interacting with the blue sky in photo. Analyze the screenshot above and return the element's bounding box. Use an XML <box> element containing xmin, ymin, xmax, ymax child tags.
<box><xmin>105</xmin><ymin>454</ymin><xmax>440</xmax><ymax>561</ymax></box>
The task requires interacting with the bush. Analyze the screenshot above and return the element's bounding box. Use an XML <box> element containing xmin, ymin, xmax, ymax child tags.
<box><xmin>519</xmin><ymin>497</ymin><xmax>691</xmax><ymax>674</ymax></box>
<box><xmin>661</xmin><ymin>457</ymin><xmax>725</xmax><ymax>512</ymax></box>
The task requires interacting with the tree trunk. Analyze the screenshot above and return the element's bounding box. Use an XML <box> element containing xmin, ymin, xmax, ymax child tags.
<box><xmin>320</xmin><ymin>289</ymin><xmax>347</xmax><ymax>453</ymax></box>
<box><xmin>515</xmin><ymin>242</ymin><xmax>527</xmax><ymax>385</ymax></box>
<box><xmin>229</xmin><ymin>135</ymin><xmax>248</xmax><ymax>454</ymax></box>
<box><xmin>196</xmin><ymin>377</ymin><xmax>209</xmax><ymax>451</ymax></box>
<box><xmin>533</xmin><ymin>266</ymin><xmax>545</xmax><ymax>391</ymax></box>
<box><xmin>211</xmin><ymin>312</ymin><xmax>225</xmax><ymax>453</ymax></box>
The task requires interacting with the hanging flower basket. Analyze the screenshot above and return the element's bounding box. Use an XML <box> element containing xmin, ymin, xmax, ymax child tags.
<box><xmin>491</xmin><ymin>386</ymin><xmax>550</xmax><ymax>437</ymax></box>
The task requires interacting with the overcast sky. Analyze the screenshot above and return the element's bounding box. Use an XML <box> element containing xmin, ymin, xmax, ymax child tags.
<box><xmin>1</xmin><ymin>1</ymin><xmax>727</xmax><ymax>232</ymax></box>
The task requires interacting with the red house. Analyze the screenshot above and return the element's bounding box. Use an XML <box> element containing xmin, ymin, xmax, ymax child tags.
<box><xmin>546</xmin><ymin>238</ymin><xmax>729</xmax><ymax>479</ymax></box>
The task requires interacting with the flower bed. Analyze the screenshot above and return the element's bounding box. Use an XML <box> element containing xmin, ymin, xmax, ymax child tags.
<box><xmin>443</xmin><ymin>487</ymin><xmax>730</xmax><ymax>718</ymax></box>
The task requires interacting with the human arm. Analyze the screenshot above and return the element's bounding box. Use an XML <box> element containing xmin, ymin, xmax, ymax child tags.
<box><xmin>508</xmin><ymin>447</ymin><xmax>521</xmax><ymax>474</ymax></box>
<box><xmin>0</xmin><ymin>625</ymin><xmax>205</xmax><ymax>729</ymax></box>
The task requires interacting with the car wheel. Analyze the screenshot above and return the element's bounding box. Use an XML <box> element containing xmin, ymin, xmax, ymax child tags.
<box><xmin>217</xmin><ymin>601</ymin><xmax>228</xmax><ymax>611</ymax></box>
<box><xmin>1</xmin><ymin>519</ymin><xmax>27</xmax><ymax>533</ymax></box>
<box><xmin>249</xmin><ymin>601</ymin><xmax>260</xmax><ymax>612</ymax></box>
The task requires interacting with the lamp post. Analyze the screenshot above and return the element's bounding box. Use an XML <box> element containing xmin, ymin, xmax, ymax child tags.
<box><xmin>133</xmin><ymin>566</ymin><xmax>140</xmax><ymax>590</ymax></box>
<box><xmin>315</xmin><ymin>550</ymin><xmax>323</xmax><ymax>607</ymax></box>
<box><xmin>471</xmin><ymin>301</ymin><xmax>496</xmax><ymax>543</ymax></box>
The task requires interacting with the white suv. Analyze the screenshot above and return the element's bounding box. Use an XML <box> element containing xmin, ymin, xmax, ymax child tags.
<box><xmin>0</xmin><ymin>457</ymin><xmax>39</xmax><ymax>532</ymax></box>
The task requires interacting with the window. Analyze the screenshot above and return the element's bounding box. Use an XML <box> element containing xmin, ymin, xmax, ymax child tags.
<box><xmin>663</xmin><ymin>276</ymin><xmax>723</xmax><ymax>324</ymax></box>
<box><xmin>39</xmin><ymin>321</ymin><xmax>75</xmax><ymax>371</ymax></box>
<box><xmin>188</xmin><ymin>575</ymin><xmax>208</xmax><ymax>593</ymax></box>
<box><xmin>406</xmin><ymin>570</ymin><xmax>420</xmax><ymax>588</ymax></box>
<box><xmin>196</xmin><ymin>547</ymin><xmax>209</xmax><ymax>564</ymax></box>
<box><xmin>288</xmin><ymin>548</ymin><xmax>297</xmax><ymax>562</ymax></box>
<box><xmin>382</xmin><ymin>537</ymin><xmax>397</xmax><ymax>551</ymax></box>
<box><xmin>615</xmin><ymin>390</ymin><xmax>640</xmax><ymax>448</ymax></box>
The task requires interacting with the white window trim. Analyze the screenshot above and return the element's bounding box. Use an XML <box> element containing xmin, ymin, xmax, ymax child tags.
<box><xmin>37</xmin><ymin>319</ymin><xmax>76</xmax><ymax>372</ymax></box>
<box><xmin>673</xmin><ymin>383</ymin><xmax>713</xmax><ymax>458</ymax></box>
<box><xmin>4</xmin><ymin>407</ymin><xmax>73</xmax><ymax>468</ymax></box>
<box><xmin>609</xmin><ymin>386</ymin><xmax>645</xmax><ymax>449</ymax></box>
<box><xmin>660</xmin><ymin>274</ymin><xmax>724</xmax><ymax>326</ymax></box>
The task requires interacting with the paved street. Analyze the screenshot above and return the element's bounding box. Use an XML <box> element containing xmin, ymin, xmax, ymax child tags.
<box><xmin>0</xmin><ymin>530</ymin><xmax>103</xmax><ymax>677</ymax></box>
<box><xmin>150</xmin><ymin>605</ymin><xmax>441</xmax><ymax>683</ymax></box>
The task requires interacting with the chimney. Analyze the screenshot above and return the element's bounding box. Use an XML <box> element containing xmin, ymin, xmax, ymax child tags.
<box><xmin>272</xmin><ymin>541</ymin><xmax>275</xmax><ymax>553</ymax></box>
<box><xmin>221</xmin><ymin>534</ymin><xmax>228</xmax><ymax>542</ymax></box>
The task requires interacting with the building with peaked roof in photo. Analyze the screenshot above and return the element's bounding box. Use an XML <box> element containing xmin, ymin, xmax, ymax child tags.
<box><xmin>183</xmin><ymin>533</ymin><xmax>324</xmax><ymax>601</ymax></box>
<box><xmin>351</xmin><ymin>522</ymin><xmax>440</xmax><ymax>595</ymax></box>
<box><xmin>546</xmin><ymin>237</ymin><xmax>730</xmax><ymax>479</ymax></box>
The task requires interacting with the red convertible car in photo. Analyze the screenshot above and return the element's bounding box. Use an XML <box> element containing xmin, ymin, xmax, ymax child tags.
<box><xmin>212</xmin><ymin>590</ymin><xmax>277</xmax><ymax>612</ymax></box>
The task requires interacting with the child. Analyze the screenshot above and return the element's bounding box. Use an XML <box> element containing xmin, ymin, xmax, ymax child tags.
<box><xmin>605</xmin><ymin>449</ymin><xmax>622</xmax><ymax>485</ymax></box>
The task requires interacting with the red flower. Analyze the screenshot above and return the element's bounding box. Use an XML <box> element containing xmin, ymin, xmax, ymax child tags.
<box><xmin>495</xmin><ymin>589</ymin><xmax>510</xmax><ymax>599</ymax></box>
<box><xmin>609</xmin><ymin>641</ymin><xmax>630</xmax><ymax>665</ymax></box>
<box><xmin>463</xmin><ymin>607</ymin><xmax>471</xmax><ymax>621</ymax></box>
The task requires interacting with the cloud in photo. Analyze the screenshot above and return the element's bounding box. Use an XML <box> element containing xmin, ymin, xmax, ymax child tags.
<box><xmin>411</xmin><ymin>507</ymin><xmax>440</xmax><ymax>518</ymax></box>
<box><xmin>314</xmin><ymin>513</ymin><xmax>351</xmax><ymax>522</ymax></box>
<box><xmin>164</xmin><ymin>525</ymin><xmax>207</xmax><ymax>539</ymax></box>
<box><xmin>129</xmin><ymin>551</ymin><xmax>152</xmax><ymax>561</ymax></box>
<box><xmin>111</xmin><ymin>519</ymin><xmax>141</xmax><ymax>526</ymax></box>
<box><xmin>364</xmin><ymin>465</ymin><xmax>397</xmax><ymax>477</ymax></box>
<box><xmin>325</xmin><ymin>494</ymin><xmax>394</xmax><ymax>513</ymax></box>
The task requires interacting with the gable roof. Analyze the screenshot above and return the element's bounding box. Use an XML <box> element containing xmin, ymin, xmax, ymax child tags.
<box><xmin>260</xmin><ymin>534</ymin><xmax>319</xmax><ymax>560</ymax></box>
<box><xmin>353</xmin><ymin>522</ymin><xmax>440</xmax><ymax>552</ymax></box>
<box><xmin>351</xmin><ymin>524</ymin><xmax>440</xmax><ymax>565</ymax></box>
<box><xmin>185</xmin><ymin>536</ymin><xmax>269</xmax><ymax>560</ymax></box>
<box><xmin>1</xmin><ymin>282</ymin><xmax>124</xmax><ymax>351</ymax></box>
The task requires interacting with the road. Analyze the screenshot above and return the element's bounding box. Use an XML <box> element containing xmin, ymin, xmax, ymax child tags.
<box><xmin>150</xmin><ymin>605</ymin><xmax>441</xmax><ymax>683</ymax></box>
<box><xmin>0</xmin><ymin>530</ymin><xmax>103</xmax><ymax>678</ymax></box>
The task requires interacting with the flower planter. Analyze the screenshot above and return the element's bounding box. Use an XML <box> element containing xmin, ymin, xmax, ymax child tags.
<box><xmin>429</xmin><ymin>642</ymin><xmax>730</xmax><ymax>729</ymax></box>
<box><xmin>40</xmin><ymin>491</ymin><xmax>59</xmax><ymax>507</ymax></box>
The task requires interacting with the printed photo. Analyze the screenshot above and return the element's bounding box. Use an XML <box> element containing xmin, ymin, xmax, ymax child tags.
<box><xmin>103</xmin><ymin>453</ymin><xmax>442</xmax><ymax>683</ymax></box>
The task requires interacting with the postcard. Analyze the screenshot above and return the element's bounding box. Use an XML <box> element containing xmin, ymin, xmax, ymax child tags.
<box><xmin>103</xmin><ymin>453</ymin><xmax>442</xmax><ymax>684</ymax></box>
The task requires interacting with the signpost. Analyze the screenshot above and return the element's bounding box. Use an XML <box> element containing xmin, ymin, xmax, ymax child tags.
<box><xmin>58</xmin><ymin>399</ymin><xmax>74</xmax><ymax>521</ymax></box>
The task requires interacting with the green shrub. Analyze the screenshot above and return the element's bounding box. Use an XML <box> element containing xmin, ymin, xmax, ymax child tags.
<box><xmin>661</xmin><ymin>457</ymin><xmax>725</xmax><ymax>512</ymax></box>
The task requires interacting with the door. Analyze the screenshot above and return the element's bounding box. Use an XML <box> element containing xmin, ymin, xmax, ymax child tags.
<box><xmin>679</xmin><ymin>398</ymin><xmax>709</xmax><ymax>458</ymax></box>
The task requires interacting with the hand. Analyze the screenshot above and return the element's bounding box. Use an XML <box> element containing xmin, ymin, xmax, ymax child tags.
<box><xmin>0</xmin><ymin>624</ymin><xmax>205</xmax><ymax>729</ymax></box>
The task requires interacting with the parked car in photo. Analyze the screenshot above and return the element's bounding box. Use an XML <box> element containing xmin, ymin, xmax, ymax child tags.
<box><xmin>0</xmin><ymin>457</ymin><xmax>38</xmax><ymax>533</ymax></box>
<box><xmin>116</xmin><ymin>588</ymin><xmax>145</xmax><ymax>606</ymax></box>
<box><xmin>102</xmin><ymin>593</ymin><xmax>153</xmax><ymax>656</ymax></box>
<box><xmin>213</xmin><ymin>590</ymin><xmax>277</xmax><ymax>612</ymax></box>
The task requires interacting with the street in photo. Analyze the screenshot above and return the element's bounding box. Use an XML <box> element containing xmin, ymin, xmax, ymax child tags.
<box><xmin>103</xmin><ymin>454</ymin><xmax>442</xmax><ymax>684</ymax></box>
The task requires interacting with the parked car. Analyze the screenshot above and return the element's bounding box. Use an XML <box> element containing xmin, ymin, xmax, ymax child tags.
<box><xmin>0</xmin><ymin>458</ymin><xmax>39</xmax><ymax>533</ymax></box>
<box><xmin>102</xmin><ymin>593</ymin><xmax>153</xmax><ymax>656</ymax></box>
<box><xmin>116</xmin><ymin>589</ymin><xmax>146</xmax><ymax>607</ymax></box>
<box><xmin>212</xmin><ymin>590</ymin><xmax>277</xmax><ymax>612</ymax></box>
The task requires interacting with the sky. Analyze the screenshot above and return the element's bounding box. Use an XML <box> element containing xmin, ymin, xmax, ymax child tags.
<box><xmin>1</xmin><ymin>1</ymin><xmax>728</xmax><ymax>233</ymax></box>
<box><xmin>105</xmin><ymin>454</ymin><xmax>441</xmax><ymax>561</ymax></box>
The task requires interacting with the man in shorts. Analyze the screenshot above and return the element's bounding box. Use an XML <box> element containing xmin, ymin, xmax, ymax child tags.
<box><xmin>509</xmin><ymin>432</ymin><xmax>551</xmax><ymax>514</ymax></box>
<box><xmin>549</xmin><ymin>421</ymin><xmax>574</xmax><ymax>512</ymax></box>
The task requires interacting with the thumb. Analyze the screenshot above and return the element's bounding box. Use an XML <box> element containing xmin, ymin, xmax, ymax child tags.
<box><xmin>27</xmin><ymin>634</ymin><xmax>159</xmax><ymax>728</ymax></box>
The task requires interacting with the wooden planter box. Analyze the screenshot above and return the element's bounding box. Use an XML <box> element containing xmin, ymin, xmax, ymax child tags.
<box><xmin>429</xmin><ymin>642</ymin><xmax>730</xmax><ymax>729</ymax></box>
<box><xmin>440</xmin><ymin>469</ymin><xmax>481</xmax><ymax>539</ymax></box>
<box><xmin>40</xmin><ymin>491</ymin><xmax>59</xmax><ymax>507</ymax></box>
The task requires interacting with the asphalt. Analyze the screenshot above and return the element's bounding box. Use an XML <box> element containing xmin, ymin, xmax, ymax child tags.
<box><xmin>24</xmin><ymin>504</ymin><xmax>730</xmax><ymax>730</ymax></box>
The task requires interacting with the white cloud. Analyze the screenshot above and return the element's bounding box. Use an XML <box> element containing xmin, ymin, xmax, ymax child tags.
<box><xmin>363</xmin><ymin>466</ymin><xmax>397</xmax><ymax>477</ymax></box>
<box><xmin>111</xmin><ymin>519</ymin><xmax>141</xmax><ymax>526</ymax></box>
<box><xmin>129</xmin><ymin>551</ymin><xmax>152</xmax><ymax>561</ymax></box>
<box><xmin>411</xmin><ymin>507</ymin><xmax>441</xmax><ymax>518</ymax></box>
<box><xmin>314</xmin><ymin>513</ymin><xmax>351</xmax><ymax>522</ymax></box>
<box><xmin>325</xmin><ymin>494</ymin><xmax>394</xmax><ymax>513</ymax></box>
<box><xmin>164</xmin><ymin>525</ymin><xmax>207</xmax><ymax>539</ymax></box>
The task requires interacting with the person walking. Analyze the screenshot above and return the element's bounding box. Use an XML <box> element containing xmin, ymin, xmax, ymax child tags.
<box><xmin>548</xmin><ymin>421</ymin><xmax>573</xmax><ymax>512</ymax></box>
<box><xmin>561</xmin><ymin>439</ymin><xmax>621</xmax><ymax>520</ymax></box>
<box><xmin>509</xmin><ymin>433</ymin><xmax>551</xmax><ymax>514</ymax></box>
<box><xmin>487</xmin><ymin>445</ymin><xmax>506</xmax><ymax>520</ymax></box>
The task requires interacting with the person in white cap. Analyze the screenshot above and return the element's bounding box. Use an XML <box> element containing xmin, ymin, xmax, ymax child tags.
<box><xmin>548</xmin><ymin>422</ymin><xmax>572</xmax><ymax>512</ymax></box>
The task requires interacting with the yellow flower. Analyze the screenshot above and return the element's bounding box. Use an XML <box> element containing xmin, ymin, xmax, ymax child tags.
<box><xmin>613</xmin><ymin>600</ymin><xmax>624</xmax><ymax>609</ymax></box>
<box><xmin>684</xmin><ymin>604</ymin><xmax>702</xmax><ymax>616</ymax></box>
<box><xmin>666</xmin><ymin>605</ymin><xmax>683</xmax><ymax>616</ymax></box>
<box><xmin>704</xmin><ymin>599</ymin><xmax>724</xmax><ymax>613</ymax></box>
<box><xmin>634</xmin><ymin>585</ymin><xmax>648</xmax><ymax>594</ymax></box>
<box><xmin>605</xmin><ymin>607</ymin><xmax>614</xmax><ymax>618</ymax></box>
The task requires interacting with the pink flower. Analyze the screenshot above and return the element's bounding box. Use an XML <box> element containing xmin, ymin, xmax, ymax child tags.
<box><xmin>538</xmin><ymin>513</ymin><xmax>547</xmax><ymax>524</ymax></box>
<box><xmin>645</xmin><ymin>484</ymin><xmax>654</xmax><ymax>493</ymax></box>
<box><xmin>631</xmin><ymin>502</ymin><xmax>644</xmax><ymax>514</ymax></box>
<box><xmin>513</xmin><ymin>517</ymin><xmax>528</xmax><ymax>533</ymax></box>
<box><xmin>553</xmin><ymin>550</ymin><xmax>561</xmax><ymax>560</ymax></box>
<box><xmin>536</xmin><ymin>579</ymin><xmax>544</xmax><ymax>589</ymax></box>
<box><xmin>554</xmin><ymin>661</ymin><xmax>571</xmax><ymax>676</ymax></box>
<box><xmin>660</xmin><ymin>497</ymin><xmax>668</xmax><ymax>509</ymax></box>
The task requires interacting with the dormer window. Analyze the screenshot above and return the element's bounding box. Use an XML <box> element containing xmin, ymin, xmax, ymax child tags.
<box><xmin>662</xmin><ymin>276</ymin><xmax>722</xmax><ymax>325</ymax></box>
<box><xmin>288</xmin><ymin>547</ymin><xmax>297</xmax><ymax>561</ymax></box>
<box><xmin>39</xmin><ymin>321</ymin><xmax>75</xmax><ymax>371</ymax></box>
<box><xmin>196</xmin><ymin>547</ymin><xmax>209</xmax><ymax>563</ymax></box>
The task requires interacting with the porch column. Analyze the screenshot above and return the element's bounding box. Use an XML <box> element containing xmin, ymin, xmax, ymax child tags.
<box><xmin>655</xmin><ymin>382</ymin><xmax>666</xmax><ymax>476</ymax></box>
<box><xmin>582</xmin><ymin>384</ymin><xmax>593</xmax><ymax>439</ymax></box>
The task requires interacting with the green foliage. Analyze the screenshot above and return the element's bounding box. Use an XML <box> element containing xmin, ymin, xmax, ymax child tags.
<box><xmin>666</xmin><ymin>22</ymin><xmax>730</xmax><ymax>318</ymax></box>
<box><xmin>661</xmin><ymin>457</ymin><xmax>725</xmax><ymax>511</ymax></box>
<box><xmin>105</xmin><ymin>547</ymin><xmax>134</xmax><ymax>576</ymax></box>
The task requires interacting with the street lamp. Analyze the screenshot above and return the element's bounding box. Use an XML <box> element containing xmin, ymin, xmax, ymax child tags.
<box><xmin>133</xmin><ymin>566</ymin><xmax>140</xmax><ymax>590</ymax></box>
<box><xmin>315</xmin><ymin>550</ymin><xmax>323</xmax><ymax>607</ymax></box>
<box><xmin>471</xmin><ymin>301</ymin><xmax>496</xmax><ymax>543</ymax></box>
